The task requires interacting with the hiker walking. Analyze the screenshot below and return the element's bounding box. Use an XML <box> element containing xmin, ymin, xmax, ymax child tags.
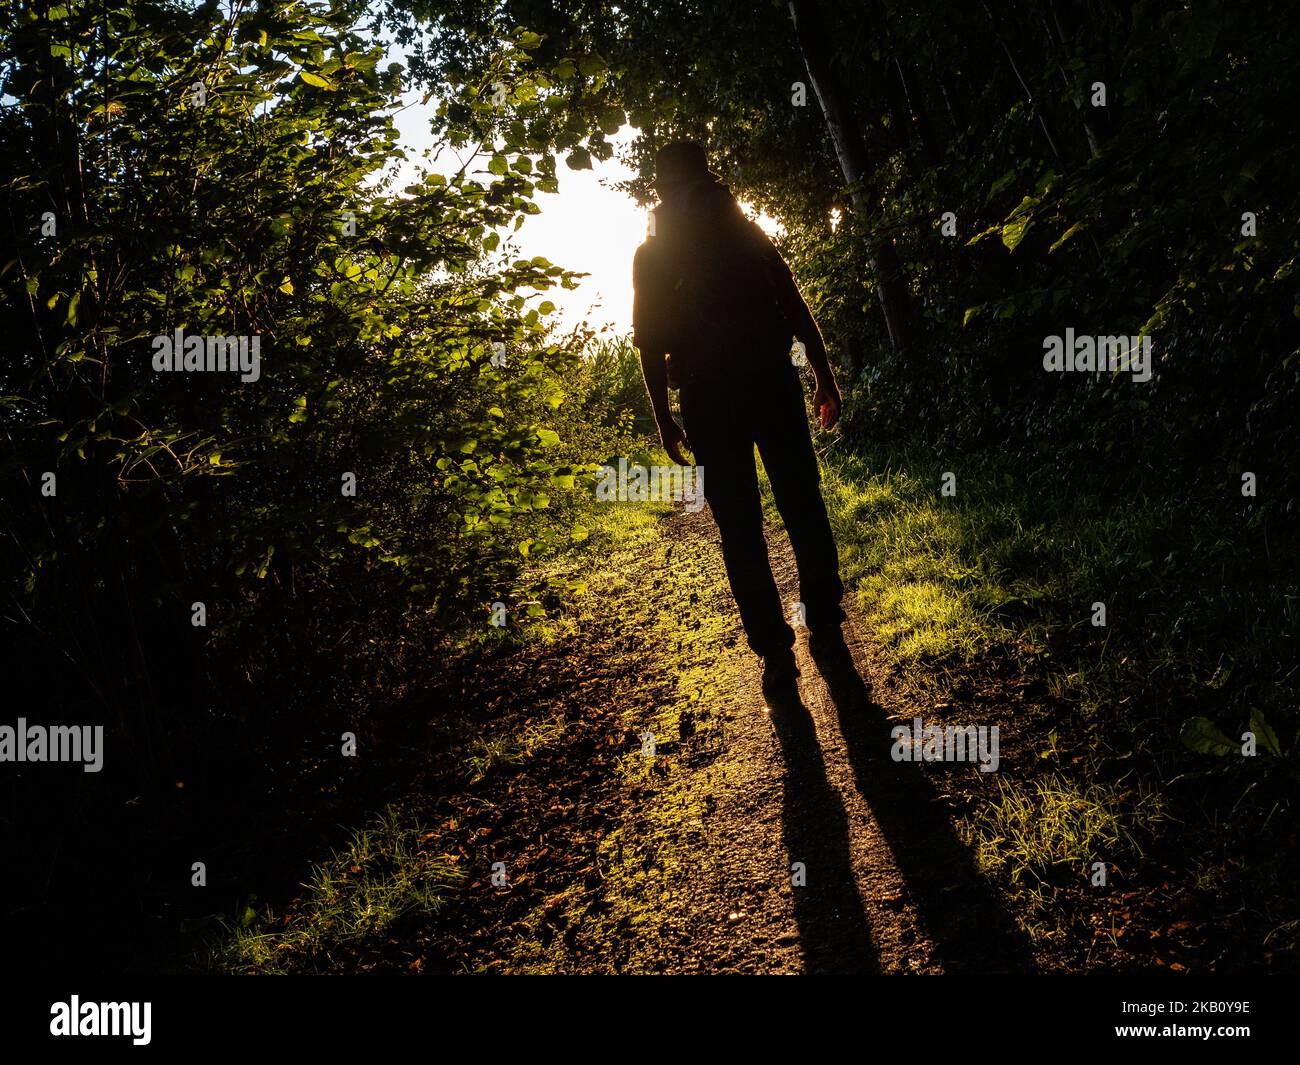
<box><xmin>632</xmin><ymin>140</ymin><xmax>849</xmax><ymax>690</ymax></box>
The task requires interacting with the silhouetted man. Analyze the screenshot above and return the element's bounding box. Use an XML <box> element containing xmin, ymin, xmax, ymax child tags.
<box><xmin>632</xmin><ymin>140</ymin><xmax>847</xmax><ymax>691</ymax></box>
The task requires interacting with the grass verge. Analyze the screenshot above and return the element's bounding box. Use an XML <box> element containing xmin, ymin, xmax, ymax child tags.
<box><xmin>814</xmin><ymin>441</ymin><xmax>1299</xmax><ymax>968</ymax></box>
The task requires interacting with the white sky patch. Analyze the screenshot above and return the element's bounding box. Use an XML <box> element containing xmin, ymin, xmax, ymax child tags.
<box><xmin>382</xmin><ymin>63</ymin><xmax>782</xmax><ymax>335</ymax></box>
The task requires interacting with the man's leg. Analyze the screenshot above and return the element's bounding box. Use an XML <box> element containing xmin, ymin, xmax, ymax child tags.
<box><xmin>679</xmin><ymin>386</ymin><xmax>794</xmax><ymax>657</ymax></box>
<box><xmin>753</xmin><ymin>365</ymin><xmax>846</xmax><ymax>634</ymax></box>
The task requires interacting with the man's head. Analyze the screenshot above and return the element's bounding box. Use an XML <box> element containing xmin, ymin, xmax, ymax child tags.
<box><xmin>652</xmin><ymin>140</ymin><xmax>719</xmax><ymax>203</ymax></box>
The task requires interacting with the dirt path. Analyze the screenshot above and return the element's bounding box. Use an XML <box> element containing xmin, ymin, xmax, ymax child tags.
<box><xmin>220</xmin><ymin>491</ymin><xmax>1249</xmax><ymax>975</ymax></box>
<box><xmin>489</xmin><ymin>504</ymin><xmax>1038</xmax><ymax>974</ymax></box>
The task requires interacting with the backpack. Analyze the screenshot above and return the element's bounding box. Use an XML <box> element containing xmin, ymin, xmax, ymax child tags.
<box><xmin>652</xmin><ymin>186</ymin><xmax>793</xmax><ymax>384</ymax></box>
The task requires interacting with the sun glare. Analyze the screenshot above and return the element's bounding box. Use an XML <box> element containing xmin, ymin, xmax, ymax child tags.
<box><xmin>390</xmin><ymin>91</ymin><xmax>785</xmax><ymax>337</ymax></box>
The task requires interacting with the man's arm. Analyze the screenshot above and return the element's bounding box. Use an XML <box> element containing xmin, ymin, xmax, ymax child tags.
<box><xmin>638</xmin><ymin>347</ymin><xmax>691</xmax><ymax>465</ymax></box>
<box><xmin>765</xmin><ymin>246</ymin><xmax>842</xmax><ymax>427</ymax></box>
<box><xmin>632</xmin><ymin>243</ymin><xmax>692</xmax><ymax>464</ymax></box>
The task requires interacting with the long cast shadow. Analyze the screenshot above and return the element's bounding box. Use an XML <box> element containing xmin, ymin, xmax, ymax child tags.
<box><xmin>765</xmin><ymin>681</ymin><xmax>880</xmax><ymax>973</ymax></box>
<box><xmin>808</xmin><ymin>644</ymin><xmax>1036</xmax><ymax>973</ymax></box>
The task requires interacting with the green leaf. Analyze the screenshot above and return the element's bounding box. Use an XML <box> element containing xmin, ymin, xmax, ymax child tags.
<box><xmin>987</xmin><ymin>168</ymin><xmax>1018</xmax><ymax>201</ymax></box>
<box><xmin>597</xmin><ymin>106</ymin><xmax>624</xmax><ymax>135</ymax></box>
<box><xmin>565</xmin><ymin>147</ymin><xmax>592</xmax><ymax>171</ymax></box>
<box><xmin>965</xmin><ymin>224</ymin><xmax>1001</xmax><ymax>246</ymax></box>
<box><xmin>1249</xmin><ymin>708</ymin><xmax>1282</xmax><ymax>756</ymax></box>
<box><xmin>255</xmin><ymin>545</ymin><xmax>275</xmax><ymax>580</ymax></box>
<box><xmin>1179</xmin><ymin>716</ymin><xmax>1238</xmax><ymax>756</ymax></box>
<box><xmin>1001</xmin><ymin>216</ymin><xmax>1031</xmax><ymax>252</ymax></box>
<box><xmin>299</xmin><ymin>71</ymin><xmax>335</xmax><ymax>90</ymax></box>
<box><xmin>1049</xmin><ymin>221</ymin><xmax>1083</xmax><ymax>253</ymax></box>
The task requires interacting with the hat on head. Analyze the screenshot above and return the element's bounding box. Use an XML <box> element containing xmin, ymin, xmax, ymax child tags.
<box><xmin>652</xmin><ymin>140</ymin><xmax>720</xmax><ymax>189</ymax></box>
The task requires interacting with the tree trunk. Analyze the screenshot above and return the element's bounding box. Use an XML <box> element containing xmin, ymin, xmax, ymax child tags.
<box><xmin>1044</xmin><ymin>0</ymin><xmax>1103</xmax><ymax>158</ymax></box>
<box><xmin>980</xmin><ymin>0</ymin><xmax>1063</xmax><ymax>162</ymax></box>
<box><xmin>787</xmin><ymin>0</ymin><xmax>915</xmax><ymax>356</ymax></box>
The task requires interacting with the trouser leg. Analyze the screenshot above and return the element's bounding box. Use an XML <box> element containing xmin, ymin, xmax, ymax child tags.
<box><xmin>754</xmin><ymin>366</ymin><xmax>845</xmax><ymax>632</ymax></box>
<box><xmin>680</xmin><ymin>385</ymin><xmax>794</xmax><ymax>656</ymax></box>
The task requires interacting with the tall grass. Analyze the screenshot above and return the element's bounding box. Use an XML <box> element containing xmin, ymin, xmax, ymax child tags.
<box><xmin>206</xmin><ymin>807</ymin><xmax>466</xmax><ymax>973</ymax></box>
<box><xmin>580</xmin><ymin>335</ymin><xmax>657</xmax><ymax>437</ymax></box>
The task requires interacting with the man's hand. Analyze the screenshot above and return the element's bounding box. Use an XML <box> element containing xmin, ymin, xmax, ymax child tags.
<box><xmin>813</xmin><ymin>376</ymin><xmax>842</xmax><ymax>430</ymax></box>
<box><xmin>659</xmin><ymin>419</ymin><xmax>692</xmax><ymax>466</ymax></box>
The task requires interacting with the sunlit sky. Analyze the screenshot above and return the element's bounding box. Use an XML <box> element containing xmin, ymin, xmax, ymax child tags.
<box><xmin>386</xmin><ymin>86</ymin><xmax>781</xmax><ymax>337</ymax></box>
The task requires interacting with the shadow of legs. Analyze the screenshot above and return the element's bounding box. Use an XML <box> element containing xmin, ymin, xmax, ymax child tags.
<box><xmin>808</xmin><ymin>648</ymin><xmax>1037</xmax><ymax>974</ymax></box>
<box><xmin>765</xmin><ymin>682</ymin><xmax>880</xmax><ymax>974</ymax></box>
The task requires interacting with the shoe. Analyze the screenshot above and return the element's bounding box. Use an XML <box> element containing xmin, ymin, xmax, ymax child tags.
<box><xmin>808</xmin><ymin>626</ymin><xmax>855</xmax><ymax>674</ymax></box>
<box><xmin>761</xmin><ymin>648</ymin><xmax>800</xmax><ymax>691</ymax></box>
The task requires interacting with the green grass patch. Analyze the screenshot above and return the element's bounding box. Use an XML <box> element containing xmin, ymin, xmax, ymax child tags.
<box><xmin>959</xmin><ymin>773</ymin><xmax>1166</xmax><ymax>885</ymax></box>
<box><xmin>818</xmin><ymin>446</ymin><xmax>1300</xmax><ymax>740</ymax></box>
<box><xmin>207</xmin><ymin>806</ymin><xmax>466</xmax><ymax>974</ymax></box>
<box><xmin>466</xmin><ymin>719</ymin><xmax>564</xmax><ymax>782</ymax></box>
